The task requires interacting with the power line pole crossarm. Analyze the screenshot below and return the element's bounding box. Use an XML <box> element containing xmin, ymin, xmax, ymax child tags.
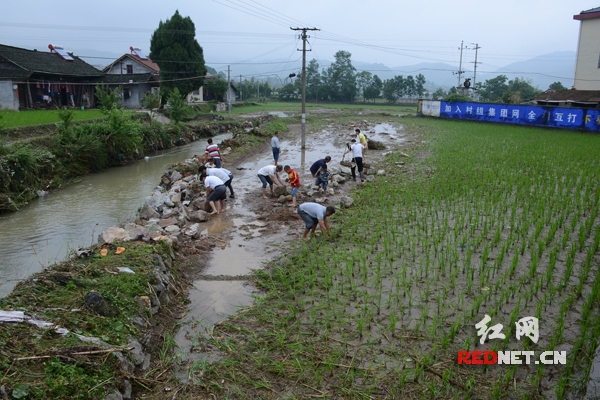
<box><xmin>291</xmin><ymin>27</ymin><xmax>320</xmax><ymax>150</ymax></box>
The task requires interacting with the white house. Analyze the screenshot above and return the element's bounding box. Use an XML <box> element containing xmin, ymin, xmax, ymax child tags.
<box><xmin>573</xmin><ymin>7</ymin><xmax>600</xmax><ymax>90</ymax></box>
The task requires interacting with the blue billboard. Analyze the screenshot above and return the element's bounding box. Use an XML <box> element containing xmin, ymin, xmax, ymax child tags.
<box><xmin>417</xmin><ymin>100</ymin><xmax>600</xmax><ymax>132</ymax></box>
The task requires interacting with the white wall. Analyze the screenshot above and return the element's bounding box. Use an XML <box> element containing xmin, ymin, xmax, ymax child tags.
<box><xmin>0</xmin><ymin>80</ymin><xmax>19</xmax><ymax>110</ymax></box>
<box><xmin>574</xmin><ymin>17</ymin><xmax>600</xmax><ymax>90</ymax></box>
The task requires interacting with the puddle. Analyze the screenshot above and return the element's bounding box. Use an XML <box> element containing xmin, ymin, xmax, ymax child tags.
<box><xmin>268</xmin><ymin>111</ymin><xmax>291</xmax><ymax>118</ymax></box>
<box><xmin>174</xmin><ymin>280</ymin><xmax>254</xmax><ymax>353</ymax></box>
<box><xmin>367</xmin><ymin>123</ymin><xmax>406</xmax><ymax>143</ymax></box>
<box><xmin>204</xmin><ymin>234</ymin><xmax>268</xmax><ymax>276</ymax></box>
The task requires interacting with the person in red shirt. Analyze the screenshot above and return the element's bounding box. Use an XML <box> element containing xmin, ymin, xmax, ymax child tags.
<box><xmin>284</xmin><ymin>165</ymin><xmax>300</xmax><ymax>208</ymax></box>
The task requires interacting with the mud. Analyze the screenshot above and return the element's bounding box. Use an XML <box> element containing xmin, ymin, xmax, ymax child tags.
<box><xmin>173</xmin><ymin>119</ymin><xmax>409</xmax><ymax>378</ymax></box>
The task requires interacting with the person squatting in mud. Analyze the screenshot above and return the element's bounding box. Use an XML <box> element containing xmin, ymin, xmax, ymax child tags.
<box><xmin>297</xmin><ymin>202</ymin><xmax>335</xmax><ymax>240</ymax></box>
<box><xmin>310</xmin><ymin>156</ymin><xmax>332</xmax><ymax>178</ymax></box>
<box><xmin>200</xmin><ymin>173</ymin><xmax>227</xmax><ymax>215</ymax></box>
<box><xmin>257</xmin><ymin>164</ymin><xmax>285</xmax><ymax>199</ymax></box>
<box><xmin>205</xmin><ymin>161</ymin><xmax>235</xmax><ymax>198</ymax></box>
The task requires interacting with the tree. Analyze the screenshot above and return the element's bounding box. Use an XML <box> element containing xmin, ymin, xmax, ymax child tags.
<box><xmin>432</xmin><ymin>87</ymin><xmax>445</xmax><ymax>100</ymax></box>
<box><xmin>382</xmin><ymin>79</ymin><xmax>397</xmax><ymax>103</ymax></box>
<box><xmin>479</xmin><ymin>75</ymin><xmax>509</xmax><ymax>102</ymax></box>
<box><xmin>322</xmin><ymin>50</ymin><xmax>357</xmax><ymax>102</ymax></box>
<box><xmin>95</xmin><ymin>85</ymin><xmax>123</xmax><ymax>113</ymax></box>
<box><xmin>549</xmin><ymin>81</ymin><xmax>568</xmax><ymax>90</ymax></box>
<box><xmin>278</xmin><ymin>84</ymin><xmax>298</xmax><ymax>101</ymax></box>
<box><xmin>507</xmin><ymin>77</ymin><xmax>540</xmax><ymax>102</ymax></box>
<box><xmin>150</xmin><ymin>11</ymin><xmax>207</xmax><ymax>98</ymax></box>
<box><xmin>404</xmin><ymin>75</ymin><xmax>416</xmax><ymax>99</ymax></box>
<box><xmin>166</xmin><ymin>88</ymin><xmax>186</xmax><ymax>123</ymax></box>
<box><xmin>364</xmin><ymin>75</ymin><xmax>382</xmax><ymax>102</ymax></box>
<box><xmin>415</xmin><ymin>74</ymin><xmax>427</xmax><ymax>98</ymax></box>
<box><xmin>141</xmin><ymin>92</ymin><xmax>160</xmax><ymax>119</ymax></box>
<box><xmin>306</xmin><ymin>59</ymin><xmax>322</xmax><ymax>102</ymax></box>
<box><xmin>356</xmin><ymin>71</ymin><xmax>373</xmax><ymax>103</ymax></box>
<box><xmin>205</xmin><ymin>77</ymin><xmax>228</xmax><ymax>101</ymax></box>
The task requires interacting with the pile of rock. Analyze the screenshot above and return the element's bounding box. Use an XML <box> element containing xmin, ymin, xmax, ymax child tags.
<box><xmin>99</xmin><ymin>165</ymin><xmax>217</xmax><ymax>245</ymax></box>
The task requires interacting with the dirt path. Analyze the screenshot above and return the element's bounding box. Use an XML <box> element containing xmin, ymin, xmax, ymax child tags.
<box><xmin>173</xmin><ymin>119</ymin><xmax>412</xmax><ymax>373</ymax></box>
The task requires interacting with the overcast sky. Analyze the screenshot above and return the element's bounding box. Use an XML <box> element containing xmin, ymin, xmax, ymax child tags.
<box><xmin>0</xmin><ymin>0</ymin><xmax>597</xmax><ymax>81</ymax></box>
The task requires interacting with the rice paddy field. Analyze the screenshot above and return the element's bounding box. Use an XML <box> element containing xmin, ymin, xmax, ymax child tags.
<box><xmin>186</xmin><ymin>117</ymin><xmax>600</xmax><ymax>398</ymax></box>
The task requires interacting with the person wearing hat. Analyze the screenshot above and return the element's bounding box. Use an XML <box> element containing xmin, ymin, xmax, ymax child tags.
<box><xmin>203</xmin><ymin>138</ymin><xmax>221</xmax><ymax>168</ymax></box>
<box><xmin>343</xmin><ymin>139</ymin><xmax>365</xmax><ymax>182</ymax></box>
<box><xmin>200</xmin><ymin>173</ymin><xmax>227</xmax><ymax>214</ymax></box>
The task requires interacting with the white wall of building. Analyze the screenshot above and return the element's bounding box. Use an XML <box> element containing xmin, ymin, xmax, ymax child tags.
<box><xmin>574</xmin><ymin>17</ymin><xmax>600</xmax><ymax>90</ymax></box>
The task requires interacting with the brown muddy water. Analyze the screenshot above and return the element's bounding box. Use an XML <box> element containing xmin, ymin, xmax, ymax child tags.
<box><xmin>173</xmin><ymin>122</ymin><xmax>406</xmax><ymax>373</ymax></box>
<box><xmin>0</xmin><ymin>133</ymin><xmax>232</xmax><ymax>297</ymax></box>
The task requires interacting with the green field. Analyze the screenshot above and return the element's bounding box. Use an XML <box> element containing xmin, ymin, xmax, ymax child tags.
<box><xmin>191</xmin><ymin>117</ymin><xmax>600</xmax><ymax>398</ymax></box>
<box><xmin>0</xmin><ymin>109</ymin><xmax>107</xmax><ymax>128</ymax></box>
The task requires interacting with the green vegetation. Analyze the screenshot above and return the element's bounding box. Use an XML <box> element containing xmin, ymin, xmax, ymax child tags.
<box><xmin>150</xmin><ymin>10</ymin><xmax>207</xmax><ymax>98</ymax></box>
<box><xmin>0</xmin><ymin>241</ymin><xmax>179</xmax><ymax>399</ymax></box>
<box><xmin>0</xmin><ymin>109</ymin><xmax>107</xmax><ymax>128</ymax></box>
<box><xmin>185</xmin><ymin>118</ymin><xmax>600</xmax><ymax>398</ymax></box>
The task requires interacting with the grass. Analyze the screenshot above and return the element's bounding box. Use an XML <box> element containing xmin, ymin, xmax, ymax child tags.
<box><xmin>176</xmin><ymin>116</ymin><xmax>600</xmax><ymax>398</ymax></box>
<box><xmin>217</xmin><ymin>100</ymin><xmax>417</xmax><ymax>117</ymax></box>
<box><xmin>0</xmin><ymin>109</ymin><xmax>108</xmax><ymax>128</ymax></box>
<box><xmin>0</xmin><ymin>240</ymin><xmax>182</xmax><ymax>399</ymax></box>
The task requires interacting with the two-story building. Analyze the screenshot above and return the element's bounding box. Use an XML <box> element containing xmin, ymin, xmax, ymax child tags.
<box><xmin>573</xmin><ymin>7</ymin><xmax>600</xmax><ymax>90</ymax></box>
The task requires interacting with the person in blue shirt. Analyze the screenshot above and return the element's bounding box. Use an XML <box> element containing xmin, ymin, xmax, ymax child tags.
<box><xmin>315</xmin><ymin>164</ymin><xmax>333</xmax><ymax>197</ymax></box>
<box><xmin>271</xmin><ymin>131</ymin><xmax>281</xmax><ymax>166</ymax></box>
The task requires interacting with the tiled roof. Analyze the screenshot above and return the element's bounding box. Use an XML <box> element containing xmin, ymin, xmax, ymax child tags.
<box><xmin>581</xmin><ymin>6</ymin><xmax>600</xmax><ymax>14</ymax></box>
<box><xmin>533</xmin><ymin>89</ymin><xmax>600</xmax><ymax>102</ymax></box>
<box><xmin>0</xmin><ymin>44</ymin><xmax>102</xmax><ymax>78</ymax></box>
<box><xmin>95</xmin><ymin>73</ymin><xmax>158</xmax><ymax>84</ymax></box>
<box><xmin>102</xmin><ymin>54</ymin><xmax>160</xmax><ymax>74</ymax></box>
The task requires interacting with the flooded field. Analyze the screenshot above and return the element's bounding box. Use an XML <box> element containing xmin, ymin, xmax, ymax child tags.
<box><xmin>174</xmin><ymin>117</ymin><xmax>600</xmax><ymax>399</ymax></box>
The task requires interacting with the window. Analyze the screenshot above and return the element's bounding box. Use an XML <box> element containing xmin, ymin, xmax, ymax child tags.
<box><xmin>126</xmin><ymin>65</ymin><xmax>133</xmax><ymax>74</ymax></box>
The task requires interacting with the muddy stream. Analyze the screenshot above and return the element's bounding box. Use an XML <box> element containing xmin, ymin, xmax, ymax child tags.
<box><xmin>173</xmin><ymin>122</ymin><xmax>406</xmax><ymax>375</ymax></box>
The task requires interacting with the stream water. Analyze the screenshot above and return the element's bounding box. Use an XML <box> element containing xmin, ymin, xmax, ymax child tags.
<box><xmin>0</xmin><ymin>133</ymin><xmax>232</xmax><ymax>297</ymax></box>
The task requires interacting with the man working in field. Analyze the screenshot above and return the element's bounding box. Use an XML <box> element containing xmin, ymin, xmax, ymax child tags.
<box><xmin>309</xmin><ymin>156</ymin><xmax>332</xmax><ymax>177</ymax></box>
<box><xmin>297</xmin><ymin>203</ymin><xmax>335</xmax><ymax>240</ymax></box>
<box><xmin>344</xmin><ymin>138</ymin><xmax>365</xmax><ymax>182</ymax></box>
<box><xmin>314</xmin><ymin>164</ymin><xmax>332</xmax><ymax>198</ymax></box>
<box><xmin>200</xmin><ymin>173</ymin><xmax>227</xmax><ymax>215</ymax></box>
<box><xmin>203</xmin><ymin>138</ymin><xmax>222</xmax><ymax>168</ymax></box>
<box><xmin>199</xmin><ymin>165</ymin><xmax>235</xmax><ymax>198</ymax></box>
<box><xmin>257</xmin><ymin>164</ymin><xmax>285</xmax><ymax>199</ymax></box>
<box><xmin>271</xmin><ymin>131</ymin><xmax>281</xmax><ymax>166</ymax></box>
<box><xmin>284</xmin><ymin>165</ymin><xmax>300</xmax><ymax>207</ymax></box>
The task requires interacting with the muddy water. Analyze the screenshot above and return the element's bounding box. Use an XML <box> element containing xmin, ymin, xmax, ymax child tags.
<box><xmin>0</xmin><ymin>133</ymin><xmax>232</xmax><ymax>297</ymax></box>
<box><xmin>174</xmin><ymin>122</ymin><xmax>405</xmax><ymax>370</ymax></box>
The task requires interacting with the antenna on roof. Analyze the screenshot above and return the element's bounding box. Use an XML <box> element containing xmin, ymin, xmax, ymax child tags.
<box><xmin>130</xmin><ymin>46</ymin><xmax>148</xmax><ymax>60</ymax></box>
<box><xmin>48</xmin><ymin>44</ymin><xmax>74</xmax><ymax>61</ymax></box>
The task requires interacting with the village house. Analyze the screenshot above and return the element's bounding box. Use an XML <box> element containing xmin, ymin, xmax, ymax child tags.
<box><xmin>186</xmin><ymin>73</ymin><xmax>239</xmax><ymax>105</ymax></box>
<box><xmin>0</xmin><ymin>44</ymin><xmax>103</xmax><ymax>111</ymax></box>
<box><xmin>100</xmin><ymin>47</ymin><xmax>160</xmax><ymax>109</ymax></box>
<box><xmin>573</xmin><ymin>6</ymin><xmax>600</xmax><ymax>90</ymax></box>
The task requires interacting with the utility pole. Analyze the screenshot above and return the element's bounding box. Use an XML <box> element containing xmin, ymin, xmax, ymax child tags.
<box><xmin>227</xmin><ymin>65</ymin><xmax>232</xmax><ymax>119</ymax></box>
<box><xmin>470</xmin><ymin>44</ymin><xmax>481</xmax><ymax>99</ymax></box>
<box><xmin>291</xmin><ymin>27</ymin><xmax>320</xmax><ymax>150</ymax></box>
<box><xmin>457</xmin><ymin>40</ymin><xmax>464</xmax><ymax>89</ymax></box>
<box><xmin>239</xmin><ymin>74</ymin><xmax>242</xmax><ymax>101</ymax></box>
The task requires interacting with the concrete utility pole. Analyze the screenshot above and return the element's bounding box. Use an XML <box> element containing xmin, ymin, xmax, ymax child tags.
<box><xmin>470</xmin><ymin>44</ymin><xmax>481</xmax><ymax>99</ymax></box>
<box><xmin>457</xmin><ymin>40</ymin><xmax>465</xmax><ymax>88</ymax></box>
<box><xmin>239</xmin><ymin>74</ymin><xmax>242</xmax><ymax>101</ymax></box>
<box><xmin>291</xmin><ymin>27</ymin><xmax>320</xmax><ymax>150</ymax></box>
<box><xmin>228</xmin><ymin>65</ymin><xmax>232</xmax><ymax>119</ymax></box>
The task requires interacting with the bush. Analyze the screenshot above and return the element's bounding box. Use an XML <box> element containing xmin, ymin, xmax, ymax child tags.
<box><xmin>95</xmin><ymin>85</ymin><xmax>123</xmax><ymax>113</ymax></box>
<box><xmin>442</xmin><ymin>93</ymin><xmax>473</xmax><ymax>103</ymax></box>
<box><xmin>166</xmin><ymin>88</ymin><xmax>186</xmax><ymax>123</ymax></box>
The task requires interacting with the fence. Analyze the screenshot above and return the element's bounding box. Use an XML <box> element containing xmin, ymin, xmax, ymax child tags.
<box><xmin>417</xmin><ymin>100</ymin><xmax>600</xmax><ymax>132</ymax></box>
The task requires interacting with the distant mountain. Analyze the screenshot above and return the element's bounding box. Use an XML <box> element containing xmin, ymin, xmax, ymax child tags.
<box><xmin>479</xmin><ymin>51</ymin><xmax>576</xmax><ymax>91</ymax></box>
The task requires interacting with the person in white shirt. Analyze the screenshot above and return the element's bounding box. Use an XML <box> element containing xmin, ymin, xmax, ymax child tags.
<box><xmin>343</xmin><ymin>139</ymin><xmax>365</xmax><ymax>182</ymax></box>
<box><xmin>271</xmin><ymin>131</ymin><xmax>281</xmax><ymax>166</ymax></box>
<box><xmin>257</xmin><ymin>165</ymin><xmax>284</xmax><ymax>199</ymax></box>
<box><xmin>200</xmin><ymin>174</ymin><xmax>226</xmax><ymax>214</ymax></box>
<box><xmin>200</xmin><ymin>164</ymin><xmax>235</xmax><ymax>198</ymax></box>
